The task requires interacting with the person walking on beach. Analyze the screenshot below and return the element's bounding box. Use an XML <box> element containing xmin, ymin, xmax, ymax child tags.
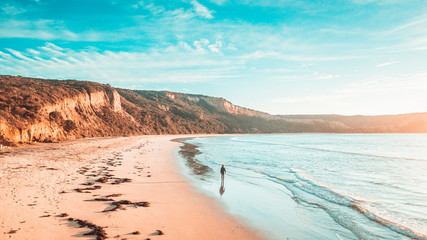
<box><xmin>220</xmin><ymin>165</ymin><xmax>226</xmax><ymax>183</ymax></box>
<box><xmin>220</xmin><ymin>165</ymin><xmax>226</xmax><ymax>196</ymax></box>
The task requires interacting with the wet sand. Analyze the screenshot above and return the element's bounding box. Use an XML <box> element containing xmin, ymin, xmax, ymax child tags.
<box><xmin>0</xmin><ymin>135</ymin><xmax>263</xmax><ymax>240</ymax></box>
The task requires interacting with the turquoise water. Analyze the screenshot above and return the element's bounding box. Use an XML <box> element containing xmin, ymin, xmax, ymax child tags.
<box><xmin>177</xmin><ymin>134</ymin><xmax>427</xmax><ymax>240</ymax></box>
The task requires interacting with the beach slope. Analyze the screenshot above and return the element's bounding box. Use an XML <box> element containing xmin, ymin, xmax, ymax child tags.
<box><xmin>0</xmin><ymin>135</ymin><xmax>262</xmax><ymax>240</ymax></box>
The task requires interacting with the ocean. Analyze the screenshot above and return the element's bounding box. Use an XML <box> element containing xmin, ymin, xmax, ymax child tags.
<box><xmin>176</xmin><ymin>134</ymin><xmax>427</xmax><ymax>240</ymax></box>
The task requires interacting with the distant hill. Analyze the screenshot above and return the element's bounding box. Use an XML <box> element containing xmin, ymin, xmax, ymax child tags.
<box><xmin>1</xmin><ymin>75</ymin><xmax>426</xmax><ymax>146</ymax></box>
<box><xmin>279</xmin><ymin>114</ymin><xmax>427</xmax><ymax>133</ymax></box>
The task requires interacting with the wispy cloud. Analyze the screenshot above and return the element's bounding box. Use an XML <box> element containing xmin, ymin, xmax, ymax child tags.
<box><xmin>313</xmin><ymin>72</ymin><xmax>340</xmax><ymax>80</ymax></box>
<box><xmin>191</xmin><ymin>1</ymin><xmax>214</xmax><ymax>19</ymax></box>
<box><xmin>241</xmin><ymin>50</ymin><xmax>364</xmax><ymax>62</ymax></box>
<box><xmin>377</xmin><ymin>14</ymin><xmax>427</xmax><ymax>52</ymax></box>
<box><xmin>1</xmin><ymin>3</ymin><xmax>27</xmax><ymax>15</ymax></box>
<box><xmin>375</xmin><ymin>61</ymin><xmax>396</xmax><ymax>67</ymax></box>
<box><xmin>0</xmin><ymin>19</ymin><xmax>78</xmax><ymax>41</ymax></box>
<box><xmin>0</xmin><ymin>42</ymin><xmax>236</xmax><ymax>84</ymax></box>
<box><xmin>0</xmin><ymin>19</ymin><xmax>152</xmax><ymax>42</ymax></box>
<box><xmin>383</xmin><ymin>14</ymin><xmax>427</xmax><ymax>35</ymax></box>
<box><xmin>132</xmin><ymin>1</ymin><xmax>213</xmax><ymax>20</ymax></box>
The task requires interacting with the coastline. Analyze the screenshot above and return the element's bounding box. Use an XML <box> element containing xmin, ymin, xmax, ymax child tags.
<box><xmin>176</xmin><ymin>134</ymin><xmax>427</xmax><ymax>240</ymax></box>
<box><xmin>0</xmin><ymin>135</ymin><xmax>264</xmax><ymax>240</ymax></box>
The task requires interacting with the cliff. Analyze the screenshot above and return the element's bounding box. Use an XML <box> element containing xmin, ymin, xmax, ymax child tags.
<box><xmin>199</xmin><ymin>96</ymin><xmax>273</xmax><ymax>119</ymax></box>
<box><xmin>0</xmin><ymin>76</ymin><xmax>142</xmax><ymax>145</ymax></box>
<box><xmin>1</xmin><ymin>75</ymin><xmax>426</xmax><ymax>146</ymax></box>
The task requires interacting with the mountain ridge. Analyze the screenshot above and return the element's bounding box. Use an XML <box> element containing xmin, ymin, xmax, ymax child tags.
<box><xmin>1</xmin><ymin>75</ymin><xmax>426</xmax><ymax>146</ymax></box>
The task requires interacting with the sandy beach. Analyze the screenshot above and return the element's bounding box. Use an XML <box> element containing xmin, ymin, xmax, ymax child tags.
<box><xmin>0</xmin><ymin>135</ymin><xmax>263</xmax><ymax>240</ymax></box>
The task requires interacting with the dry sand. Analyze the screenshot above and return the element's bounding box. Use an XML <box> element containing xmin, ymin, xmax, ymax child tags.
<box><xmin>0</xmin><ymin>135</ymin><xmax>263</xmax><ymax>240</ymax></box>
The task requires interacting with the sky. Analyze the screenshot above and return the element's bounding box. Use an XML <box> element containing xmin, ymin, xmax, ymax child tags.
<box><xmin>1</xmin><ymin>0</ymin><xmax>427</xmax><ymax>115</ymax></box>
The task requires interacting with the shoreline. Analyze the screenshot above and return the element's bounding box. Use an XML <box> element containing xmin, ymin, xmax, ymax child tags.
<box><xmin>0</xmin><ymin>135</ymin><xmax>264</xmax><ymax>240</ymax></box>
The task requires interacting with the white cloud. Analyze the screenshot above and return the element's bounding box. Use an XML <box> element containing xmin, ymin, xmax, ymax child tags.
<box><xmin>1</xmin><ymin>4</ymin><xmax>26</xmax><ymax>15</ymax></box>
<box><xmin>141</xmin><ymin>3</ymin><xmax>166</xmax><ymax>15</ymax></box>
<box><xmin>0</xmin><ymin>20</ymin><xmax>145</xmax><ymax>42</ymax></box>
<box><xmin>313</xmin><ymin>72</ymin><xmax>340</xmax><ymax>80</ymax></box>
<box><xmin>191</xmin><ymin>39</ymin><xmax>224</xmax><ymax>54</ymax></box>
<box><xmin>132</xmin><ymin>1</ymin><xmax>144</xmax><ymax>9</ymax></box>
<box><xmin>0</xmin><ymin>20</ymin><xmax>75</xmax><ymax>41</ymax></box>
<box><xmin>208</xmin><ymin>41</ymin><xmax>223</xmax><ymax>53</ymax></box>
<box><xmin>384</xmin><ymin>15</ymin><xmax>427</xmax><ymax>35</ymax></box>
<box><xmin>191</xmin><ymin>1</ymin><xmax>214</xmax><ymax>19</ymax></box>
<box><xmin>377</xmin><ymin>14</ymin><xmax>427</xmax><ymax>52</ymax></box>
<box><xmin>27</xmin><ymin>48</ymin><xmax>40</xmax><ymax>55</ymax></box>
<box><xmin>243</xmin><ymin>50</ymin><xmax>280</xmax><ymax>59</ymax></box>
<box><xmin>0</xmin><ymin>51</ymin><xmax>12</xmax><ymax>59</ymax></box>
<box><xmin>132</xmin><ymin>1</ymin><xmax>213</xmax><ymax>21</ymax></box>
<box><xmin>241</xmin><ymin>50</ymin><xmax>364</xmax><ymax>62</ymax></box>
<box><xmin>6</xmin><ymin>48</ymin><xmax>35</xmax><ymax>62</ymax></box>
<box><xmin>375</xmin><ymin>61</ymin><xmax>396</xmax><ymax>67</ymax></box>
<box><xmin>0</xmin><ymin>41</ymin><xmax>236</xmax><ymax>84</ymax></box>
<box><xmin>193</xmin><ymin>39</ymin><xmax>209</xmax><ymax>54</ymax></box>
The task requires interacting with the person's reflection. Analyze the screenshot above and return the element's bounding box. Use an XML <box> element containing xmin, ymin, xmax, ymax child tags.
<box><xmin>219</xmin><ymin>165</ymin><xmax>226</xmax><ymax>196</ymax></box>
<box><xmin>219</xmin><ymin>182</ymin><xmax>225</xmax><ymax>196</ymax></box>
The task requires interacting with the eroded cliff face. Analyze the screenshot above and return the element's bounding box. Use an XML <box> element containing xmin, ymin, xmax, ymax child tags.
<box><xmin>201</xmin><ymin>97</ymin><xmax>272</xmax><ymax>118</ymax></box>
<box><xmin>3</xmin><ymin>90</ymin><xmax>132</xmax><ymax>144</ymax></box>
<box><xmin>165</xmin><ymin>92</ymin><xmax>272</xmax><ymax>118</ymax></box>
<box><xmin>0</xmin><ymin>76</ymin><xmax>140</xmax><ymax>146</ymax></box>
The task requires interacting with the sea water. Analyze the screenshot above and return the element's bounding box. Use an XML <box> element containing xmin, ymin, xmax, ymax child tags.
<box><xmin>177</xmin><ymin>134</ymin><xmax>427</xmax><ymax>240</ymax></box>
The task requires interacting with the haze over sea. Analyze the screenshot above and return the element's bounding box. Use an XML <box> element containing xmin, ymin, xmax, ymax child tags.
<box><xmin>178</xmin><ymin>134</ymin><xmax>427</xmax><ymax>240</ymax></box>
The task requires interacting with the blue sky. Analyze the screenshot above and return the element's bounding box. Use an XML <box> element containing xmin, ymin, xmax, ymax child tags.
<box><xmin>1</xmin><ymin>0</ymin><xmax>427</xmax><ymax>115</ymax></box>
